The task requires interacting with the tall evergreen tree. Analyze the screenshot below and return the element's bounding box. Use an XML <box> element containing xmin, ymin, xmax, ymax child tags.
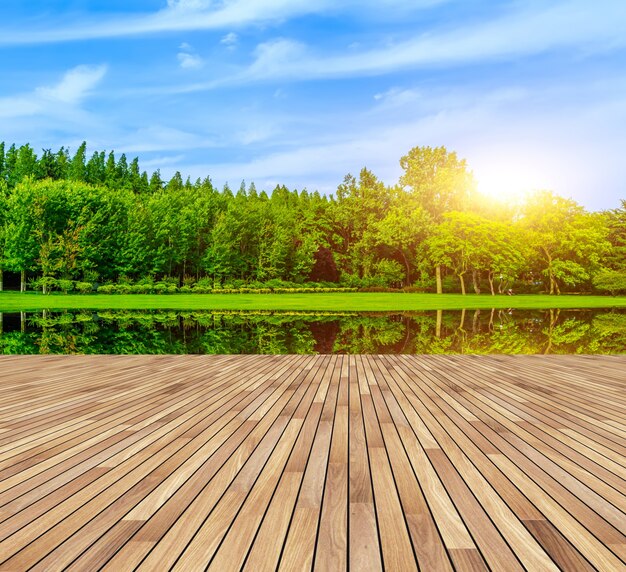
<box><xmin>149</xmin><ymin>170</ymin><xmax>164</xmax><ymax>193</ymax></box>
<box><xmin>69</xmin><ymin>141</ymin><xmax>87</xmax><ymax>181</ymax></box>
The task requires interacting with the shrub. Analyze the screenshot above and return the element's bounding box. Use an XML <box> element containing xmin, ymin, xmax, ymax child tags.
<box><xmin>195</xmin><ymin>277</ymin><xmax>214</xmax><ymax>288</ymax></box>
<box><xmin>75</xmin><ymin>281</ymin><xmax>93</xmax><ymax>294</ymax></box>
<box><xmin>37</xmin><ymin>276</ymin><xmax>59</xmax><ymax>293</ymax></box>
<box><xmin>97</xmin><ymin>284</ymin><xmax>116</xmax><ymax>294</ymax></box>
<box><xmin>593</xmin><ymin>270</ymin><xmax>626</xmax><ymax>295</ymax></box>
<box><xmin>373</xmin><ymin>258</ymin><xmax>405</xmax><ymax>288</ymax></box>
<box><xmin>153</xmin><ymin>282</ymin><xmax>169</xmax><ymax>294</ymax></box>
<box><xmin>402</xmin><ymin>286</ymin><xmax>425</xmax><ymax>293</ymax></box>
<box><xmin>130</xmin><ymin>283</ymin><xmax>150</xmax><ymax>294</ymax></box>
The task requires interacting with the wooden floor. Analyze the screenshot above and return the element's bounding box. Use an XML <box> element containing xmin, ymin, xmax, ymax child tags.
<box><xmin>0</xmin><ymin>355</ymin><xmax>624</xmax><ymax>571</ymax></box>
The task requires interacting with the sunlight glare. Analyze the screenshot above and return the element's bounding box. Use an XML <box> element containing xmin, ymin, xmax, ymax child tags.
<box><xmin>475</xmin><ymin>162</ymin><xmax>547</xmax><ymax>204</ymax></box>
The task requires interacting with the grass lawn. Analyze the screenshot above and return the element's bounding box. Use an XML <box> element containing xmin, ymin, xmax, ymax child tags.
<box><xmin>1</xmin><ymin>291</ymin><xmax>625</xmax><ymax>312</ymax></box>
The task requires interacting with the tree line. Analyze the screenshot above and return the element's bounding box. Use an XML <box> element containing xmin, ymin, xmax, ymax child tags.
<box><xmin>0</xmin><ymin>142</ymin><xmax>624</xmax><ymax>294</ymax></box>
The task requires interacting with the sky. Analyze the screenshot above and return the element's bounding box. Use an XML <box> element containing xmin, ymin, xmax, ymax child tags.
<box><xmin>0</xmin><ymin>0</ymin><xmax>625</xmax><ymax>210</ymax></box>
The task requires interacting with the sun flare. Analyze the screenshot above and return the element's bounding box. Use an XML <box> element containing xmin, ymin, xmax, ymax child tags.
<box><xmin>475</xmin><ymin>164</ymin><xmax>546</xmax><ymax>204</ymax></box>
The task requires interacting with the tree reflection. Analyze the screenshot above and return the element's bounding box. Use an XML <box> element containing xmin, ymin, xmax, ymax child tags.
<box><xmin>0</xmin><ymin>308</ymin><xmax>623</xmax><ymax>355</ymax></box>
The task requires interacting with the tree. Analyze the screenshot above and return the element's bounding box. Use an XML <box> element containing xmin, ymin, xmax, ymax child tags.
<box><xmin>37</xmin><ymin>149</ymin><xmax>62</xmax><ymax>180</ymax></box>
<box><xmin>4</xmin><ymin>178</ymin><xmax>40</xmax><ymax>289</ymax></box>
<box><xmin>374</xmin><ymin>192</ymin><xmax>429</xmax><ymax>286</ymax></box>
<box><xmin>605</xmin><ymin>200</ymin><xmax>626</xmax><ymax>271</ymax></box>
<box><xmin>309</xmin><ymin>246</ymin><xmax>339</xmax><ymax>282</ymax></box>
<box><xmin>330</xmin><ymin>169</ymin><xmax>389</xmax><ymax>281</ymax></box>
<box><xmin>593</xmin><ymin>270</ymin><xmax>626</xmax><ymax>295</ymax></box>
<box><xmin>0</xmin><ymin>180</ymin><xmax>7</xmax><ymax>290</ymax></box>
<box><xmin>86</xmin><ymin>151</ymin><xmax>106</xmax><ymax>185</ymax></box>
<box><xmin>399</xmin><ymin>146</ymin><xmax>475</xmax><ymax>292</ymax></box>
<box><xmin>149</xmin><ymin>170</ymin><xmax>164</xmax><ymax>194</ymax></box>
<box><xmin>427</xmin><ymin>212</ymin><xmax>473</xmax><ymax>294</ymax></box>
<box><xmin>105</xmin><ymin>151</ymin><xmax>117</xmax><ymax>187</ymax></box>
<box><xmin>69</xmin><ymin>142</ymin><xmax>87</xmax><ymax>181</ymax></box>
<box><xmin>523</xmin><ymin>191</ymin><xmax>610</xmax><ymax>294</ymax></box>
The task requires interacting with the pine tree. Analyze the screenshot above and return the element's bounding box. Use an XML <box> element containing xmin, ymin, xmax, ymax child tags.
<box><xmin>69</xmin><ymin>141</ymin><xmax>87</xmax><ymax>181</ymax></box>
<box><xmin>86</xmin><ymin>151</ymin><xmax>105</xmax><ymax>184</ymax></box>
<box><xmin>149</xmin><ymin>170</ymin><xmax>164</xmax><ymax>193</ymax></box>
<box><xmin>167</xmin><ymin>171</ymin><xmax>184</xmax><ymax>191</ymax></box>
<box><xmin>105</xmin><ymin>151</ymin><xmax>117</xmax><ymax>187</ymax></box>
<box><xmin>55</xmin><ymin>147</ymin><xmax>70</xmax><ymax>180</ymax></box>
<box><xmin>0</xmin><ymin>142</ymin><xmax>5</xmax><ymax>182</ymax></box>
<box><xmin>117</xmin><ymin>153</ymin><xmax>129</xmax><ymax>186</ymax></box>
<box><xmin>37</xmin><ymin>149</ymin><xmax>59</xmax><ymax>180</ymax></box>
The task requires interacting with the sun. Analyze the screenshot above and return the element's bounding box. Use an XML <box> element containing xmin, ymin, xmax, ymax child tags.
<box><xmin>475</xmin><ymin>163</ymin><xmax>545</xmax><ymax>204</ymax></box>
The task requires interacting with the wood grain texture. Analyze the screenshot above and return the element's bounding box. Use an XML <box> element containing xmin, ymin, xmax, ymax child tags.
<box><xmin>0</xmin><ymin>354</ymin><xmax>624</xmax><ymax>571</ymax></box>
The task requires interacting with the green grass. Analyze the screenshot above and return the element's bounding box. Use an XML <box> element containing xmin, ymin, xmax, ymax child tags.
<box><xmin>1</xmin><ymin>291</ymin><xmax>625</xmax><ymax>312</ymax></box>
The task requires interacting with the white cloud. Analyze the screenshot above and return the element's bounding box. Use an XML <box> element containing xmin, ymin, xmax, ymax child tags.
<box><xmin>246</xmin><ymin>39</ymin><xmax>308</xmax><ymax>78</ymax></box>
<box><xmin>208</xmin><ymin>1</ymin><xmax>626</xmax><ymax>87</ymax></box>
<box><xmin>0</xmin><ymin>64</ymin><xmax>106</xmax><ymax>118</ymax></box>
<box><xmin>167</xmin><ymin>78</ymin><xmax>626</xmax><ymax>210</ymax></box>
<box><xmin>178</xmin><ymin>52</ymin><xmax>204</xmax><ymax>69</ymax></box>
<box><xmin>36</xmin><ymin>64</ymin><xmax>107</xmax><ymax>104</ymax></box>
<box><xmin>373</xmin><ymin>87</ymin><xmax>420</xmax><ymax>107</ymax></box>
<box><xmin>221</xmin><ymin>32</ymin><xmax>238</xmax><ymax>47</ymax></box>
<box><xmin>137</xmin><ymin>154</ymin><xmax>187</xmax><ymax>169</ymax></box>
<box><xmin>167</xmin><ymin>0</ymin><xmax>212</xmax><ymax>10</ymax></box>
<box><xmin>117</xmin><ymin>126</ymin><xmax>219</xmax><ymax>153</ymax></box>
<box><xmin>127</xmin><ymin>1</ymin><xmax>626</xmax><ymax>95</ymax></box>
<box><xmin>177</xmin><ymin>43</ymin><xmax>204</xmax><ymax>69</ymax></box>
<box><xmin>0</xmin><ymin>0</ymin><xmax>445</xmax><ymax>45</ymax></box>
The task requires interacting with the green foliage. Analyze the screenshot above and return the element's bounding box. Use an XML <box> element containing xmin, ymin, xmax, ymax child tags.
<box><xmin>372</xmin><ymin>259</ymin><xmax>405</xmax><ymax>287</ymax></box>
<box><xmin>522</xmin><ymin>191</ymin><xmax>610</xmax><ymax>294</ymax></box>
<box><xmin>399</xmin><ymin>146</ymin><xmax>475</xmax><ymax>219</ymax></box>
<box><xmin>605</xmin><ymin>200</ymin><xmax>626</xmax><ymax>271</ymax></box>
<box><xmin>593</xmin><ymin>270</ymin><xmax>626</xmax><ymax>295</ymax></box>
<box><xmin>0</xmin><ymin>142</ymin><xmax>621</xmax><ymax>297</ymax></box>
<box><xmin>94</xmin><ymin>279</ymin><xmax>357</xmax><ymax>295</ymax></box>
<box><xmin>75</xmin><ymin>282</ymin><xmax>93</xmax><ymax>294</ymax></box>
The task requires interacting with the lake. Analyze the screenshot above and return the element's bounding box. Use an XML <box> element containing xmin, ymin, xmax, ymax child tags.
<box><xmin>0</xmin><ymin>308</ymin><xmax>624</xmax><ymax>355</ymax></box>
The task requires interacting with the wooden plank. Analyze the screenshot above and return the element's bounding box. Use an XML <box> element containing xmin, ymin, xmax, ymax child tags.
<box><xmin>0</xmin><ymin>354</ymin><xmax>623</xmax><ymax>571</ymax></box>
<box><xmin>348</xmin><ymin>355</ymin><xmax>382</xmax><ymax>572</ymax></box>
<box><xmin>314</xmin><ymin>354</ymin><xmax>349</xmax><ymax>572</ymax></box>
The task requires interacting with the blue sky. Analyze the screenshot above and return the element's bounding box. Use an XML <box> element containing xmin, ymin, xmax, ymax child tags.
<box><xmin>1</xmin><ymin>0</ymin><xmax>625</xmax><ymax>210</ymax></box>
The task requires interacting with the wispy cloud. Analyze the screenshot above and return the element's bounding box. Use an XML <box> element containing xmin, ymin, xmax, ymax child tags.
<box><xmin>36</xmin><ymin>65</ymin><xmax>107</xmax><ymax>103</ymax></box>
<box><xmin>167</xmin><ymin>0</ymin><xmax>212</xmax><ymax>10</ymax></box>
<box><xmin>0</xmin><ymin>0</ymin><xmax>329</xmax><ymax>46</ymax></box>
<box><xmin>221</xmin><ymin>32</ymin><xmax>239</xmax><ymax>49</ymax></box>
<box><xmin>166</xmin><ymin>75</ymin><xmax>626</xmax><ymax>209</ymax></box>
<box><xmin>0</xmin><ymin>64</ymin><xmax>106</xmax><ymax>118</ymax></box>
<box><xmin>119</xmin><ymin>0</ymin><xmax>626</xmax><ymax>97</ymax></box>
<box><xmin>177</xmin><ymin>43</ymin><xmax>204</xmax><ymax>69</ymax></box>
<box><xmin>373</xmin><ymin>87</ymin><xmax>420</xmax><ymax>108</ymax></box>
<box><xmin>232</xmin><ymin>1</ymin><xmax>626</xmax><ymax>82</ymax></box>
<box><xmin>0</xmin><ymin>0</ymin><xmax>445</xmax><ymax>46</ymax></box>
<box><xmin>117</xmin><ymin>126</ymin><xmax>219</xmax><ymax>154</ymax></box>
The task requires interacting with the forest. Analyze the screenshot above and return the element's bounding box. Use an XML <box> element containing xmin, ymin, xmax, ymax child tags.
<box><xmin>0</xmin><ymin>142</ymin><xmax>624</xmax><ymax>295</ymax></box>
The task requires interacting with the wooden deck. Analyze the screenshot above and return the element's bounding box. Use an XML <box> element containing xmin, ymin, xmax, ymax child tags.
<box><xmin>0</xmin><ymin>355</ymin><xmax>624</xmax><ymax>571</ymax></box>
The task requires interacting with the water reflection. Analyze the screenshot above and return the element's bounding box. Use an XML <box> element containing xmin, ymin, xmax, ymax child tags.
<box><xmin>0</xmin><ymin>309</ymin><xmax>624</xmax><ymax>355</ymax></box>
